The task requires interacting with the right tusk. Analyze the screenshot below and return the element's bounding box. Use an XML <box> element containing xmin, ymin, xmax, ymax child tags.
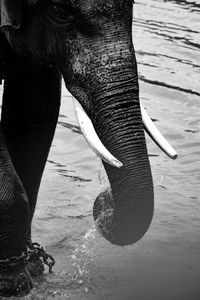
<box><xmin>73</xmin><ymin>98</ymin><xmax>123</xmax><ymax>168</ymax></box>
<box><xmin>141</xmin><ymin>103</ymin><xmax>177</xmax><ymax>159</ymax></box>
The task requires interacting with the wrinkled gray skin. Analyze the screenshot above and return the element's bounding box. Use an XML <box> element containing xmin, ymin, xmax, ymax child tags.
<box><xmin>0</xmin><ymin>0</ymin><xmax>154</xmax><ymax>296</ymax></box>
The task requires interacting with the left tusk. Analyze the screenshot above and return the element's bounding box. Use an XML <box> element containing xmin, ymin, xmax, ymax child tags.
<box><xmin>141</xmin><ymin>103</ymin><xmax>177</xmax><ymax>159</ymax></box>
<box><xmin>73</xmin><ymin>98</ymin><xmax>123</xmax><ymax>168</ymax></box>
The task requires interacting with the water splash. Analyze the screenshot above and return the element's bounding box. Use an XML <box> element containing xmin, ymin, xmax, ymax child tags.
<box><xmin>69</xmin><ymin>226</ymin><xmax>97</xmax><ymax>289</ymax></box>
<box><xmin>98</xmin><ymin>158</ymin><xmax>110</xmax><ymax>192</ymax></box>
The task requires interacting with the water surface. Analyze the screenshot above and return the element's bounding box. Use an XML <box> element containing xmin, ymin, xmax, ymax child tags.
<box><xmin>0</xmin><ymin>0</ymin><xmax>200</xmax><ymax>299</ymax></box>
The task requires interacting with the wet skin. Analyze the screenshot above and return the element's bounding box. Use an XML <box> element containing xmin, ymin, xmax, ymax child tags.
<box><xmin>0</xmin><ymin>0</ymin><xmax>153</xmax><ymax>296</ymax></box>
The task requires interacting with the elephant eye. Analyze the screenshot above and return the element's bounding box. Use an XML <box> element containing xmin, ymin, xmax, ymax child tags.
<box><xmin>50</xmin><ymin>0</ymin><xmax>74</xmax><ymax>24</ymax></box>
<box><xmin>51</xmin><ymin>0</ymin><xmax>73</xmax><ymax>11</ymax></box>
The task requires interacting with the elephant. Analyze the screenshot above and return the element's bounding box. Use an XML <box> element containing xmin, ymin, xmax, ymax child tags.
<box><xmin>0</xmin><ymin>0</ymin><xmax>177</xmax><ymax>296</ymax></box>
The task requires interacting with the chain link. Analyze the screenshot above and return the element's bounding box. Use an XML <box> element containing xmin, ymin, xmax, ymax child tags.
<box><xmin>0</xmin><ymin>248</ymin><xmax>28</xmax><ymax>271</ymax></box>
<box><xmin>0</xmin><ymin>243</ymin><xmax>55</xmax><ymax>273</ymax></box>
<box><xmin>27</xmin><ymin>242</ymin><xmax>55</xmax><ymax>273</ymax></box>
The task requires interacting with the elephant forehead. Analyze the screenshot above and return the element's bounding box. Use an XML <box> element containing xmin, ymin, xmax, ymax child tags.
<box><xmin>26</xmin><ymin>0</ymin><xmax>39</xmax><ymax>4</ymax></box>
<box><xmin>74</xmin><ymin>0</ymin><xmax>133</xmax><ymax>16</ymax></box>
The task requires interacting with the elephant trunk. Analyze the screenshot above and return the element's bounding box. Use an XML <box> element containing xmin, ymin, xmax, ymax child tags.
<box><xmin>92</xmin><ymin>64</ymin><xmax>154</xmax><ymax>245</ymax></box>
<box><xmin>61</xmin><ymin>15</ymin><xmax>154</xmax><ymax>245</ymax></box>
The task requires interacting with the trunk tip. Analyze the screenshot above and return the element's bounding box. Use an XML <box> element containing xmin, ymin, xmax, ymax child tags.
<box><xmin>93</xmin><ymin>190</ymin><xmax>154</xmax><ymax>246</ymax></box>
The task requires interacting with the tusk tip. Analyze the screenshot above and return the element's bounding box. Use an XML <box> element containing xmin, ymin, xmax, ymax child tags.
<box><xmin>112</xmin><ymin>159</ymin><xmax>123</xmax><ymax>168</ymax></box>
<box><xmin>167</xmin><ymin>148</ymin><xmax>178</xmax><ymax>160</ymax></box>
<box><xmin>171</xmin><ymin>153</ymin><xmax>178</xmax><ymax>160</ymax></box>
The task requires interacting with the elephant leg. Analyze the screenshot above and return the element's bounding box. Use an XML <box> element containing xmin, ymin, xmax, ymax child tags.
<box><xmin>1</xmin><ymin>59</ymin><xmax>61</xmax><ymax>275</ymax></box>
<box><xmin>0</xmin><ymin>124</ymin><xmax>33</xmax><ymax>297</ymax></box>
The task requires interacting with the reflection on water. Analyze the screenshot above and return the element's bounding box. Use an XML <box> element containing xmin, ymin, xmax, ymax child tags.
<box><xmin>0</xmin><ymin>0</ymin><xmax>199</xmax><ymax>299</ymax></box>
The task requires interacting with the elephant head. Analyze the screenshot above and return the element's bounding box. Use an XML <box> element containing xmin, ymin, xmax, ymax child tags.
<box><xmin>0</xmin><ymin>0</ymin><xmax>177</xmax><ymax>249</ymax></box>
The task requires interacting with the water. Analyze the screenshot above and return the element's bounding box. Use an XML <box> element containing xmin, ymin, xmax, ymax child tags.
<box><xmin>0</xmin><ymin>0</ymin><xmax>200</xmax><ymax>299</ymax></box>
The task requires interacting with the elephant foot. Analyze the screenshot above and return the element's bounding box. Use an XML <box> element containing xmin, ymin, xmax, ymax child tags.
<box><xmin>0</xmin><ymin>265</ymin><xmax>33</xmax><ymax>297</ymax></box>
<box><xmin>26</xmin><ymin>242</ymin><xmax>55</xmax><ymax>276</ymax></box>
<box><xmin>26</xmin><ymin>256</ymin><xmax>45</xmax><ymax>277</ymax></box>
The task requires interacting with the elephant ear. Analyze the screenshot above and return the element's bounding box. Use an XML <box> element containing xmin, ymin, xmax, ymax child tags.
<box><xmin>0</xmin><ymin>0</ymin><xmax>22</xmax><ymax>31</ymax></box>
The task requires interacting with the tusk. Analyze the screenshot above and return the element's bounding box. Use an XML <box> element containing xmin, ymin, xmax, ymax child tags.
<box><xmin>141</xmin><ymin>103</ymin><xmax>177</xmax><ymax>159</ymax></box>
<box><xmin>73</xmin><ymin>98</ymin><xmax>123</xmax><ymax>168</ymax></box>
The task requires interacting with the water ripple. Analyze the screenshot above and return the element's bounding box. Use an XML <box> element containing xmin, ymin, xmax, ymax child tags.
<box><xmin>140</xmin><ymin>75</ymin><xmax>200</xmax><ymax>96</ymax></box>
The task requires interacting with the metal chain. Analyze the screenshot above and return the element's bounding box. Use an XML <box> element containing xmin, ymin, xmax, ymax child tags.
<box><xmin>27</xmin><ymin>242</ymin><xmax>55</xmax><ymax>273</ymax></box>
<box><xmin>0</xmin><ymin>243</ymin><xmax>55</xmax><ymax>273</ymax></box>
<box><xmin>0</xmin><ymin>248</ymin><xmax>29</xmax><ymax>271</ymax></box>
